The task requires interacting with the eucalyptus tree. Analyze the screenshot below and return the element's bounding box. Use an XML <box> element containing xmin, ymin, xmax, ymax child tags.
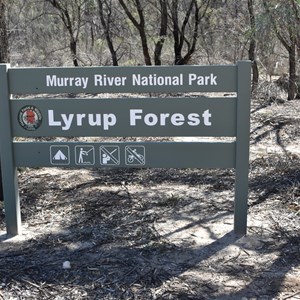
<box><xmin>263</xmin><ymin>0</ymin><xmax>300</xmax><ymax>99</ymax></box>
<box><xmin>118</xmin><ymin>0</ymin><xmax>152</xmax><ymax>65</ymax></box>
<box><xmin>117</xmin><ymin>0</ymin><xmax>212</xmax><ymax>65</ymax></box>
<box><xmin>153</xmin><ymin>0</ymin><xmax>168</xmax><ymax>65</ymax></box>
<box><xmin>45</xmin><ymin>0</ymin><xmax>88</xmax><ymax>66</ymax></box>
<box><xmin>247</xmin><ymin>0</ymin><xmax>259</xmax><ymax>92</ymax></box>
<box><xmin>97</xmin><ymin>0</ymin><xmax>119</xmax><ymax>65</ymax></box>
<box><xmin>170</xmin><ymin>0</ymin><xmax>211</xmax><ymax>65</ymax></box>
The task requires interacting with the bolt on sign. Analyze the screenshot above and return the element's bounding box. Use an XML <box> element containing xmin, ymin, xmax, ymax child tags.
<box><xmin>0</xmin><ymin>62</ymin><xmax>251</xmax><ymax>236</ymax></box>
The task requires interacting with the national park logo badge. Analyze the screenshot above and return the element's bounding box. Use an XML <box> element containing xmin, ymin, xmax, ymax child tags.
<box><xmin>18</xmin><ymin>105</ymin><xmax>42</xmax><ymax>131</ymax></box>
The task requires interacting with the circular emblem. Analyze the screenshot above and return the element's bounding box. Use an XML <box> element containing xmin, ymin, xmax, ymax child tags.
<box><xmin>18</xmin><ymin>105</ymin><xmax>42</xmax><ymax>131</ymax></box>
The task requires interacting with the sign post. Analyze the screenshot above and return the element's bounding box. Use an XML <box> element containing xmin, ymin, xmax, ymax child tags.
<box><xmin>234</xmin><ymin>62</ymin><xmax>251</xmax><ymax>235</ymax></box>
<box><xmin>0</xmin><ymin>64</ymin><xmax>21</xmax><ymax>235</ymax></box>
<box><xmin>0</xmin><ymin>62</ymin><xmax>251</xmax><ymax>236</ymax></box>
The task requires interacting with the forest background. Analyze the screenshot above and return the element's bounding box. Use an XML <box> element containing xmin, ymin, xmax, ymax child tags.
<box><xmin>0</xmin><ymin>1</ymin><xmax>300</xmax><ymax>299</ymax></box>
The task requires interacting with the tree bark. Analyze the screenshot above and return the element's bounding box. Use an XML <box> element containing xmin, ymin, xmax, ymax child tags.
<box><xmin>70</xmin><ymin>38</ymin><xmax>79</xmax><ymax>67</ymax></box>
<box><xmin>118</xmin><ymin>0</ymin><xmax>152</xmax><ymax>65</ymax></box>
<box><xmin>97</xmin><ymin>0</ymin><xmax>118</xmax><ymax>66</ymax></box>
<box><xmin>0</xmin><ymin>0</ymin><xmax>9</xmax><ymax>201</ymax></box>
<box><xmin>263</xmin><ymin>0</ymin><xmax>297</xmax><ymax>99</ymax></box>
<box><xmin>171</xmin><ymin>0</ymin><xmax>209</xmax><ymax>65</ymax></box>
<box><xmin>171</xmin><ymin>0</ymin><xmax>182</xmax><ymax>64</ymax></box>
<box><xmin>46</xmin><ymin>0</ymin><xmax>80</xmax><ymax>67</ymax></box>
<box><xmin>0</xmin><ymin>0</ymin><xmax>9</xmax><ymax>63</ymax></box>
<box><xmin>154</xmin><ymin>0</ymin><xmax>167</xmax><ymax>65</ymax></box>
<box><xmin>247</xmin><ymin>0</ymin><xmax>259</xmax><ymax>94</ymax></box>
<box><xmin>288</xmin><ymin>45</ymin><xmax>297</xmax><ymax>100</ymax></box>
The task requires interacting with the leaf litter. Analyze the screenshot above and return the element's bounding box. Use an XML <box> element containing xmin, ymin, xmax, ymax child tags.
<box><xmin>0</xmin><ymin>96</ymin><xmax>299</xmax><ymax>300</ymax></box>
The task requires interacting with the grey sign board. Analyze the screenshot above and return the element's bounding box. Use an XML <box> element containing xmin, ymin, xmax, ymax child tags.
<box><xmin>11</xmin><ymin>98</ymin><xmax>237</xmax><ymax>137</ymax></box>
<box><xmin>14</xmin><ymin>141</ymin><xmax>236</xmax><ymax>169</ymax></box>
<box><xmin>8</xmin><ymin>65</ymin><xmax>237</xmax><ymax>94</ymax></box>
<box><xmin>0</xmin><ymin>61</ymin><xmax>251</xmax><ymax>237</ymax></box>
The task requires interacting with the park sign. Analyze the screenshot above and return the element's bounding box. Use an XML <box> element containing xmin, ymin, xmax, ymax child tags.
<box><xmin>0</xmin><ymin>62</ymin><xmax>251</xmax><ymax>236</ymax></box>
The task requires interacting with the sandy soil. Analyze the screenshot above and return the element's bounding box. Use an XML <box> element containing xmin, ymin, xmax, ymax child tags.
<box><xmin>0</xmin><ymin>96</ymin><xmax>299</xmax><ymax>300</ymax></box>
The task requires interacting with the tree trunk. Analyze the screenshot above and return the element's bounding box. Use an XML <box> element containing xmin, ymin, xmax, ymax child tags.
<box><xmin>288</xmin><ymin>45</ymin><xmax>297</xmax><ymax>100</ymax></box>
<box><xmin>0</xmin><ymin>0</ymin><xmax>9</xmax><ymax>63</ymax></box>
<box><xmin>0</xmin><ymin>0</ymin><xmax>9</xmax><ymax>201</ymax></box>
<box><xmin>118</xmin><ymin>0</ymin><xmax>152</xmax><ymax>65</ymax></box>
<box><xmin>171</xmin><ymin>0</ymin><xmax>209</xmax><ymax>65</ymax></box>
<box><xmin>262</xmin><ymin>0</ymin><xmax>298</xmax><ymax>100</ymax></box>
<box><xmin>138</xmin><ymin>25</ymin><xmax>152</xmax><ymax>65</ymax></box>
<box><xmin>46</xmin><ymin>0</ymin><xmax>80</xmax><ymax>67</ymax></box>
<box><xmin>97</xmin><ymin>0</ymin><xmax>118</xmax><ymax>66</ymax></box>
<box><xmin>70</xmin><ymin>38</ymin><xmax>79</xmax><ymax>67</ymax></box>
<box><xmin>180</xmin><ymin>1</ymin><xmax>202</xmax><ymax>65</ymax></box>
<box><xmin>247</xmin><ymin>0</ymin><xmax>259</xmax><ymax>94</ymax></box>
<box><xmin>154</xmin><ymin>0</ymin><xmax>167</xmax><ymax>65</ymax></box>
<box><xmin>106</xmin><ymin>37</ymin><xmax>118</xmax><ymax>66</ymax></box>
<box><xmin>171</xmin><ymin>0</ymin><xmax>183</xmax><ymax>64</ymax></box>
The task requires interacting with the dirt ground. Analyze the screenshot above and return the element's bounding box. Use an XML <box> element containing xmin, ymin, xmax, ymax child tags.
<box><xmin>0</xmin><ymin>92</ymin><xmax>300</xmax><ymax>299</ymax></box>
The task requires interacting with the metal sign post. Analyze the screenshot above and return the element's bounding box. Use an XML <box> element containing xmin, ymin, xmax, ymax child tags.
<box><xmin>0</xmin><ymin>62</ymin><xmax>251</xmax><ymax>236</ymax></box>
<box><xmin>0</xmin><ymin>64</ymin><xmax>21</xmax><ymax>235</ymax></box>
<box><xmin>234</xmin><ymin>62</ymin><xmax>252</xmax><ymax>235</ymax></box>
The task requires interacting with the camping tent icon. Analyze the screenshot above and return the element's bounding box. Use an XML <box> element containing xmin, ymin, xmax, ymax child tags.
<box><xmin>53</xmin><ymin>150</ymin><xmax>68</xmax><ymax>160</ymax></box>
<box><xmin>50</xmin><ymin>146</ymin><xmax>70</xmax><ymax>165</ymax></box>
